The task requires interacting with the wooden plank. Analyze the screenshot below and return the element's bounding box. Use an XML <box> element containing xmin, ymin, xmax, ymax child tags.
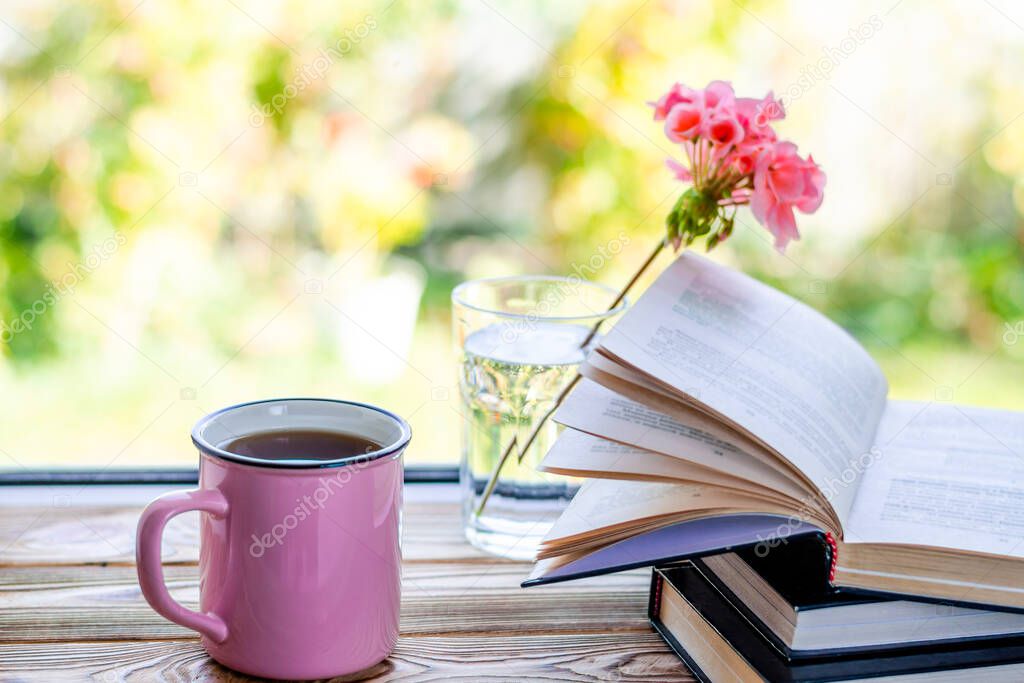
<box><xmin>0</xmin><ymin>564</ymin><xmax>652</xmax><ymax>642</ymax></box>
<box><xmin>0</xmin><ymin>563</ymin><xmax>649</xmax><ymax>594</ymax></box>
<box><xmin>0</xmin><ymin>634</ymin><xmax>695</xmax><ymax>682</ymax></box>
<box><xmin>0</xmin><ymin>501</ymin><xmax>484</xmax><ymax>566</ymax></box>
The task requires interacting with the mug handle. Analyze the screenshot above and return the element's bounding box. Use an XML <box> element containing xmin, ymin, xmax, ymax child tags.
<box><xmin>136</xmin><ymin>489</ymin><xmax>230</xmax><ymax>643</ymax></box>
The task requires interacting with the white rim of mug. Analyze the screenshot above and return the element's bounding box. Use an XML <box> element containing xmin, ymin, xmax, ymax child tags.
<box><xmin>191</xmin><ymin>397</ymin><xmax>412</xmax><ymax>469</ymax></box>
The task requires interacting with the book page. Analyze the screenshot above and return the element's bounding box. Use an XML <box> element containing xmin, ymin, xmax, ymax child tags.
<box><xmin>581</xmin><ymin>356</ymin><xmax>768</xmax><ymax>451</ymax></box>
<box><xmin>599</xmin><ymin>252</ymin><xmax>889</xmax><ymax>522</ymax></box>
<box><xmin>541</xmin><ymin>427</ymin><xmax>799</xmax><ymax>504</ymax></box>
<box><xmin>553</xmin><ymin>379</ymin><xmax>812</xmax><ymax>502</ymax></box>
<box><xmin>585</xmin><ymin>352</ymin><xmax>681</xmax><ymax>402</ymax></box>
<box><xmin>541</xmin><ymin>478</ymin><xmax>816</xmax><ymax>548</ymax></box>
<box><xmin>846</xmin><ymin>401</ymin><xmax>1024</xmax><ymax>558</ymax></box>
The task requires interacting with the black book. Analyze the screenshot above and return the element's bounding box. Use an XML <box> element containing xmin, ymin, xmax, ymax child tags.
<box><xmin>649</xmin><ymin>563</ymin><xmax>1024</xmax><ymax>682</ymax></box>
<box><xmin>693</xmin><ymin>540</ymin><xmax>1024</xmax><ymax>658</ymax></box>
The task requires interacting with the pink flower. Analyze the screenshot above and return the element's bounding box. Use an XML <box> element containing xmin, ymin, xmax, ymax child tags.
<box><xmin>702</xmin><ymin>80</ymin><xmax>736</xmax><ymax>109</ymax></box>
<box><xmin>750</xmin><ymin>142</ymin><xmax>826</xmax><ymax>249</ymax></box>
<box><xmin>724</xmin><ymin>148</ymin><xmax>755</xmax><ymax>175</ymax></box>
<box><xmin>723</xmin><ymin>128</ymin><xmax>776</xmax><ymax>177</ymax></box>
<box><xmin>649</xmin><ymin>83</ymin><xmax>702</xmax><ymax>121</ymax></box>
<box><xmin>664</xmin><ymin>101</ymin><xmax>705</xmax><ymax>142</ymax></box>
<box><xmin>652</xmin><ymin>79</ymin><xmax>824</xmax><ymax>252</ymax></box>
<box><xmin>704</xmin><ymin>111</ymin><xmax>744</xmax><ymax>147</ymax></box>
<box><xmin>736</xmin><ymin>92</ymin><xmax>785</xmax><ymax>128</ymax></box>
<box><xmin>735</xmin><ymin>93</ymin><xmax>783</xmax><ymax>153</ymax></box>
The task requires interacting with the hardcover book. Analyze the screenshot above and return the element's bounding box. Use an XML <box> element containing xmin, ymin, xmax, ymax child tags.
<box><xmin>692</xmin><ymin>542</ymin><xmax>1024</xmax><ymax>657</ymax></box>
<box><xmin>649</xmin><ymin>563</ymin><xmax>1024</xmax><ymax>682</ymax></box>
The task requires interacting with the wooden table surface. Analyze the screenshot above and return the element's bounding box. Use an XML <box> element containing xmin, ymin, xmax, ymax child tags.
<box><xmin>0</xmin><ymin>484</ymin><xmax>695</xmax><ymax>682</ymax></box>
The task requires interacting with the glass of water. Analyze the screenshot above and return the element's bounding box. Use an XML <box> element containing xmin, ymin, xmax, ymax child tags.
<box><xmin>452</xmin><ymin>276</ymin><xmax>628</xmax><ymax>560</ymax></box>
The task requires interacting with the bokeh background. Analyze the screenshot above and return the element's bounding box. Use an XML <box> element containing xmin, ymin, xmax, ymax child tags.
<box><xmin>1</xmin><ymin>0</ymin><xmax>1021</xmax><ymax>468</ymax></box>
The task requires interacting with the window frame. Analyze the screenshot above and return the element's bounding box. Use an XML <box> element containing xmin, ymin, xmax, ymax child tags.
<box><xmin>0</xmin><ymin>465</ymin><xmax>458</xmax><ymax>486</ymax></box>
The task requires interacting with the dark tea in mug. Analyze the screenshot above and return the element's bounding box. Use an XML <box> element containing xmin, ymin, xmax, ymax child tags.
<box><xmin>226</xmin><ymin>430</ymin><xmax>383</xmax><ymax>462</ymax></box>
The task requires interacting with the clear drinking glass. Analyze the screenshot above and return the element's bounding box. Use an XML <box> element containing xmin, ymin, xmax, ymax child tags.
<box><xmin>452</xmin><ymin>276</ymin><xmax>628</xmax><ymax>560</ymax></box>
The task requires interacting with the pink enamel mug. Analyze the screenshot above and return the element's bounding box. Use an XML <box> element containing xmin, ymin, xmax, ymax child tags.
<box><xmin>136</xmin><ymin>398</ymin><xmax>410</xmax><ymax>679</ymax></box>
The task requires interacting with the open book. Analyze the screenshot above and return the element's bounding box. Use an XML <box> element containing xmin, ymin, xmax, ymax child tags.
<box><xmin>525</xmin><ymin>252</ymin><xmax>1024</xmax><ymax>611</ymax></box>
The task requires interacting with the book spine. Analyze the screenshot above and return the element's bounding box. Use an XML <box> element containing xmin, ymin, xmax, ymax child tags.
<box><xmin>648</xmin><ymin>568</ymin><xmax>716</xmax><ymax>683</ymax></box>
<box><xmin>648</xmin><ymin>567</ymin><xmax>664</xmax><ymax>620</ymax></box>
<box><xmin>825</xmin><ymin>532</ymin><xmax>838</xmax><ymax>583</ymax></box>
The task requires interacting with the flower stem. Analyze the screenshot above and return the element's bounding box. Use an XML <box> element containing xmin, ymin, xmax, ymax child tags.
<box><xmin>473</xmin><ymin>237</ymin><xmax>668</xmax><ymax>519</ymax></box>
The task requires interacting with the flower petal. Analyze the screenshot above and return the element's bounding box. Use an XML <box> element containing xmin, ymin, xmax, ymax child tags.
<box><xmin>664</xmin><ymin>103</ymin><xmax>704</xmax><ymax>142</ymax></box>
<box><xmin>706</xmin><ymin>115</ymin><xmax>744</xmax><ymax>147</ymax></box>
<box><xmin>666</xmin><ymin>158</ymin><xmax>693</xmax><ymax>182</ymax></box>
<box><xmin>768</xmin><ymin>203</ymin><xmax>799</xmax><ymax>250</ymax></box>
<box><xmin>795</xmin><ymin>164</ymin><xmax>826</xmax><ymax>213</ymax></box>
<box><xmin>704</xmin><ymin>80</ymin><xmax>735</xmax><ymax>109</ymax></box>
<box><xmin>767</xmin><ymin>161</ymin><xmax>806</xmax><ymax>202</ymax></box>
